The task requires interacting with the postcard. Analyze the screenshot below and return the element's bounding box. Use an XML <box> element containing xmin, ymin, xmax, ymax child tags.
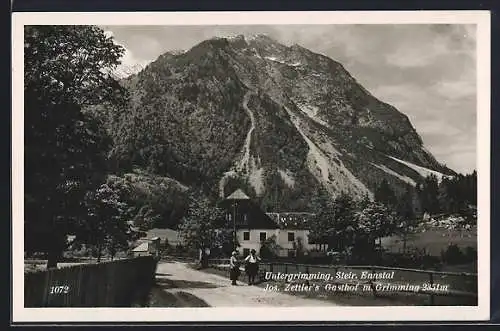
<box><xmin>12</xmin><ymin>10</ymin><xmax>491</xmax><ymax>322</ymax></box>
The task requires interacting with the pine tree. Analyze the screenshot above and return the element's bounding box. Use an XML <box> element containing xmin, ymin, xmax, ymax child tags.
<box><xmin>374</xmin><ymin>179</ymin><xmax>398</xmax><ymax>209</ymax></box>
<box><xmin>395</xmin><ymin>185</ymin><xmax>417</xmax><ymax>253</ymax></box>
<box><xmin>420</xmin><ymin>174</ymin><xmax>440</xmax><ymax>215</ymax></box>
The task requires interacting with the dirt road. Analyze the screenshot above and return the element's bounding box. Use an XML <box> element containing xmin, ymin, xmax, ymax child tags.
<box><xmin>155</xmin><ymin>261</ymin><xmax>337</xmax><ymax>307</ymax></box>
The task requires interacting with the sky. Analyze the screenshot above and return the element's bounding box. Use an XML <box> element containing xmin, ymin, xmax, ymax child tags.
<box><xmin>102</xmin><ymin>24</ymin><xmax>477</xmax><ymax>174</ymax></box>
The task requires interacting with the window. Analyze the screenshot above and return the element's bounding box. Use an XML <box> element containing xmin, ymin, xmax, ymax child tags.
<box><xmin>260</xmin><ymin>232</ymin><xmax>267</xmax><ymax>242</ymax></box>
<box><xmin>243</xmin><ymin>231</ymin><xmax>250</xmax><ymax>241</ymax></box>
<box><xmin>288</xmin><ymin>232</ymin><xmax>295</xmax><ymax>242</ymax></box>
<box><xmin>243</xmin><ymin>248</ymin><xmax>250</xmax><ymax>257</ymax></box>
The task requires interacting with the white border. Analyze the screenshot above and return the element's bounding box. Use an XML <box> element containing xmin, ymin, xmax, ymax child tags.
<box><xmin>12</xmin><ymin>10</ymin><xmax>491</xmax><ymax>322</ymax></box>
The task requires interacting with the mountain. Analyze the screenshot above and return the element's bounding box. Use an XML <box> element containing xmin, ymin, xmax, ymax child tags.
<box><xmin>110</xmin><ymin>63</ymin><xmax>147</xmax><ymax>80</ymax></box>
<box><xmin>108</xmin><ymin>34</ymin><xmax>456</xmax><ymax>212</ymax></box>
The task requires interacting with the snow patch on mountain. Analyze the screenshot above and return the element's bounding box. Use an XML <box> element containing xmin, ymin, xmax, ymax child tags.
<box><xmin>111</xmin><ymin>63</ymin><xmax>147</xmax><ymax>79</ymax></box>
<box><xmin>169</xmin><ymin>49</ymin><xmax>188</xmax><ymax>55</ymax></box>
<box><xmin>263</xmin><ymin>56</ymin><xmax>303</xmax><ymax>67</ymax></box>
<box><xmin>387</xmin><ymin>155</ymin><xmax>452</xmax><ymax>182</ymax></box>
<box><xmin>370</xmin><ymin>163</ymin><xmax>417</xmax><ymax>186</ymax></box>
<box><xmin>264</xmin><ymin>56</ymin><xmax>286</xmax><ymax>64</ymax></box>
<box><xmin>247</xmin><ymin>33</ymin><xmax>270</xmax><ymax>41</ymax></box>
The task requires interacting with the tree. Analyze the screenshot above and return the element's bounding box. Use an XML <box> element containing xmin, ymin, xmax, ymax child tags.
<box><xmin>79</xmin><ymin>184</ymin><xmax>132</xmax><ymax>262</ymax></box>
<box><xmin>437</xmin><ymin>178</ymin><xmax>452</xmax><ymax>213</ymax></box>
<box><xmin>24</xmin><ymin>26</ymin><xmax>128</xmax><ymax>268</ymax></box>
<box><xmin>178</xmin><ymin>193</ymin><xmax>229</xmax><ymax>268</ymax></box>
<box><xmin>352</xmin><ymin>201</ymin><xmax>396</xmax><ymax>259</ymax></box>
<box><xmin>130</xmin><ymin>205</ymin><xmax>160</xmax><ymax>232</ymax></box>
<box><xmin>24</xmin><ymin>26</ymin><xmax>127</xmax><ymax>108</ymax></box>
<box><xmin>308</xmin><ymin>185</ymin><xmax>332</xmax><ymax>214</ymax></box>
<box><xmin>374</xmin><ymin>179</ymin><xmax>397</xmax><ymax>209</ymax></box>
<box><xmin>357</xmin><ymin>193</ymin><xmax>372</xmax><ymax>210</ymax></box>
<box><xmin>436</xmin><ymin>171</ymin><xmax>476</xmax><ymax>216</ymax></box>
<box><xmin>308</xmin><ymin>193</ymin><xmax>356</xmax><ymax>252</ymax></box>
<box><xmin>354</xmin><ymin>201</ymin><xmax>396</xmax><ymax>245</ymax></box>
<box><xmin>105</xmin><ymin>172</ymin><xmax>191</xmax><ymax>229</ymax></box>
<box><xmin>395</xmin><ymin>185</ymin><xmax>417</xmax><ymax>253</ymax></box>
<box><xmin>260</xmin><ymin>234</ymin><xmax>281</xmax><ymax>259</ymax></box>
<box><xmin>418</xmin><ymin>174</ymin><xmax>440</xmax><ymax>215</ymax></box>
<box><xmin>24</xmin><ymin>98</ymin><xmax>111</xmax><ymax>267</ymax></box>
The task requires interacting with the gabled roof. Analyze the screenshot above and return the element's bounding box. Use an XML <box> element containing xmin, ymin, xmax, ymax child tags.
<box><xmin>146</xmin><ymin>228</ymin><xmax>182</xmax><ymax>243</ymax></box>
<box><xmin>132</xmin><ymin>242</ymin><xmax>149</xmax><ymax>252</ymax></box>
<box><xmin>266</xmin><ymin>212</ymin><xmax>316</xmax><ymax>230</ymax></box>
<box><xmin>218</xmin><ymin>188</ymin><xmax>279</xmax><ymax>230</ymax></box>
<box><xmin>225</xmin><ymin>189</ymin><xmax>250</xmax><ymax>201</ymax></box>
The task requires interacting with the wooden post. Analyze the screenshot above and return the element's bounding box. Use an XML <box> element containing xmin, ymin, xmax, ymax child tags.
<box><xmin>233</xmin><ymin>202</ymin><xmax>237</xmax><ymax>251</ymax></box>
<box><xmin>77</xmin><ymin>264</ymin><xmax>83</xmax><ymax>306</ymax></box>
<box><xmin>43</xmin><ymin>269</ymin><xmax>51</xmax><ymax>307</ymax></box>
<box><xmin>429</xmin><ymin>272</ymin><xmax>435</xmax><ymax>305</ymax></box>
<box><xmin>370</xmin><ymin>267</ymin><xmax>377</xmax><ymax>297</ymax></box>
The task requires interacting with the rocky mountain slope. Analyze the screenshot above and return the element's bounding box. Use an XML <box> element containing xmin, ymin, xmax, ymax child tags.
<box><xmin>110</xmin><ymin>34</ymin><xmax>456</xmax><ymax>211</ymax></box>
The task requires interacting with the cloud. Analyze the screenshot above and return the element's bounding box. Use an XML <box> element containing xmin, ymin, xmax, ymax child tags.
<box><xmin>426</xmin><ymin>131</ymin><xmax>476</xmax><ymax>174</ymax></box>
<box><xmin>385</xmin><ymin>42</ymin><xmax>449</xmax><ymax>68</ymax></box>
<box><xmin>103</xmin><ymin>29</ymin><xmax>153</xmax><ymax>73</ymax></box>
<box><xmin>384</xmin><ymin>24</ymin><xmax>476</xmax><ymax>69</ymax></box>
<box><xmin>367</xmin><ymin>80</ymin><xmax>476</xmax><ymax>172</ymax></box>
<box><xmin>433</xmin><ymin>78</ymin><xmax>476</xmax><ymax>99</ymax></box>
<box><xmin>416</xmin><ymin>119</ymin><xmax>464</xmax><ymax>137</ymax></box>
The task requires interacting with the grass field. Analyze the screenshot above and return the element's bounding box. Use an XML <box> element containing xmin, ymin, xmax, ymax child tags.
<box><xmin>380</xmin><ymin>226</ymin><xmax>477</xmax><ymax>257</ymax></box>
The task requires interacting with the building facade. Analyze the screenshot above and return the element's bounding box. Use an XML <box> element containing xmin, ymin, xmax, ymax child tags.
<box><xmin>220</xmin><ymin>189</ymin><xmax>317</xmax><ymax>258</ymax></box>
<box><xmin>236</xmin><ymin>228</ymin><xmax>314</xmax><ymax>257</ymax></box>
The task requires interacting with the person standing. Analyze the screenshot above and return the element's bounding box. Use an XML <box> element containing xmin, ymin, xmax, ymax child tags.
<box><xmin>229</xmin><ymin>251</ymin><xmax>240</xmax><ymax>285</ymax></box>
<box><xmin>244</xmin><ymin>249</ymin><xmax>261</xmax><ymax>285</ymax></box>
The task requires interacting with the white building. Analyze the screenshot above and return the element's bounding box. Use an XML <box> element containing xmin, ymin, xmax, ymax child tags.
<box><xmin>236</xmin><ymin>228</ymin><xmax>315</xmax><ymax>258</ymax></box>
<box><xmin>221</xmin><ymin>189</ymin><xmax>317</xmax><ymax>258</ymax></box>
<box><xmin>131</xmin><ymin>237</ymin><xmax>161</xmax><ymax>257</ymax></box>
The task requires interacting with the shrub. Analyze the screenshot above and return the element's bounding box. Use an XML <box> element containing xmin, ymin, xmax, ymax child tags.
<box><xmin>463</xmin><ymin>246</ymin><xmax>477</xmax><ymax>263</ymax></box>
<box><xmin>441</xmin><ymin>244</ymin><xmax>466</xmax><ymax>265</ymax></box>
<box><xmin>260</xmin><ymin>235</ymin><xmax>281</xmax><ymax>259</ymax></box>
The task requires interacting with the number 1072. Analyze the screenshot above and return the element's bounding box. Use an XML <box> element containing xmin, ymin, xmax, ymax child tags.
<box><xmin>49</xmin><ymin>285</ymin><xmax>70</xmax><ymax>294</ymax></box>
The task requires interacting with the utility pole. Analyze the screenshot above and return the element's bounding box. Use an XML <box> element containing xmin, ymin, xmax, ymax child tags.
<box><xmin>233</xmin><ymin>201</ymin><xmax>237</xmax><ymax>251</ymax></box>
